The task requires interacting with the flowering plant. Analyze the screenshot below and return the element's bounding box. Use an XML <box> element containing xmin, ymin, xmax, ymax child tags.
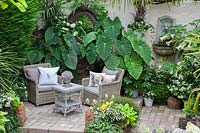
<box><xmin>143</xmin><ymin>90</ymin><xmax>156</xmax><ymax>99</ymax></box>
<box><xmin>0</xmin><ymin>92</ymin><xmax>22</xmax><ymax>110</ymax></box>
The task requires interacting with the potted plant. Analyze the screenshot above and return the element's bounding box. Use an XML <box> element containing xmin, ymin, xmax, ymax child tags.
<box><xmin>153</xmin><ymin>24</ymin><xmax>186</xmax><ymax>56</ymax></box>
<box><xmin>124</xmin><ymin>75</ymin><xmax>142</xmax><ymax>98</ymax></box>
<box><xmin>143</xmin><ymin>90</ymin><xmax>155</xmax><ymax>107</ymax></box>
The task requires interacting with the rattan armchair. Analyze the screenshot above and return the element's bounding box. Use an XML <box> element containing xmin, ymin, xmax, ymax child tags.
<box><xmin>23</xmin><ymin>63</ymin><xmax>62</xmax><ymax>106</ymax></box>
<box><xmin>82</xmin><ymin>67</ymin><xmax>125</xmax><ymax>101</ymax></box>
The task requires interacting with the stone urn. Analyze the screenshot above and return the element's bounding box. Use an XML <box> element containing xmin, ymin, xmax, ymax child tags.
<box><xmin>153</xmin><ymin>44</ymin><xmax>176</xmax><ymax>57</ymax></box>
<box><xmin>85</xmin><ymin>108</ymin><xmax>94</xmax><ymax>125</ymax></box>
<box><xmin>16</xmin><ymin>103</ymin><xmax>27</xmax><ymax>125</ymax></box>
<box><xmin>167</xmin><ymin>96</ymin><xmax>183</xmax><ymax>109</ymax></box>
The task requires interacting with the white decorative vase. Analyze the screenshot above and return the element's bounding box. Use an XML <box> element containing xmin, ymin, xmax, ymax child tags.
<box><xmin>144</xmin><ymin>98</ymin><xmax>154</xmax><ymax>107</ymax></box>
<box><xmin>132</xmin><ymin>90</ymin><xmax>138</xmax><ymax>99</ymax></box>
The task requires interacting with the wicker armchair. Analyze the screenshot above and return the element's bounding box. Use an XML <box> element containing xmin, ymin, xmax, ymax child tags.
<box><xmin>82</xmin><ymin>67</ymin><xmax>125</xmax><ymax>101</ymax></box>
<box><xmin>23</xmin><ymin>63</ymin><xmax>62</xmax><ymax>106</ymax></box>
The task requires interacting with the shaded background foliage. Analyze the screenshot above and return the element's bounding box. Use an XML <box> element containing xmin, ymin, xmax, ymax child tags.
<box><xmin>0</xmin><ymin>0</ymin><xmax>39</xmax><ymax>92</ymax></box>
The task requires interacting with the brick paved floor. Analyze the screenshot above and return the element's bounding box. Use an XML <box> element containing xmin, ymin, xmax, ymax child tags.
<box><xmin>133</xmin><ymin>105</ymin><xmax>182</xmax><ymax>133</ymax></box>
<box><xmin>20</xmin><ymin>102</ymin><xmax>87</xmax><ymax>133</ymax></box>
<box><xmin>20</xmin><ymin>102</ymin><xmax>182</xmax><ymax>133</ymax></box>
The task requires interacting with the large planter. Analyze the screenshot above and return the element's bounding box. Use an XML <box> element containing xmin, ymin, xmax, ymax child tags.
<box><xmin>167</xmin><ymin>96</ymin><xmax>183</xmax><ymax>109</ymax></box>
<box><xmin>153</xmin><ymin>44</ymin><xmax>176</xmax><ymax>57</ymax></box>
<box><xmin>132</xmin><ymin>90</ymin><xmax>139</xmax><ymax>99</ymax></box>
<box><xmin>16</xmin><ymin>103</ymin><xmax>27</xmax><ymax>125</ymax></box>
<box><xmin>179</xmin><ymin>117</ymin><xmax>196</xmax><ymax>129</ymax></box>
<box><xmin>85</xmin><ymin>108</ymin><xmax>94</xmax><ymax>125</ymax></box>
<box><xmin>144</xmin><ymin>98</ymin><xmax>154</xmax><ymax>107</ymax></box>
<box><xmin>196</xmin><ymin>116</ymin><xmax>200</xmax><ymax>127</ymax></box>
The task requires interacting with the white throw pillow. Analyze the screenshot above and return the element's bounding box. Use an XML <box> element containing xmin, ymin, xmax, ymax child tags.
<box><xmin>88</xmin><ymin>71</ymin><xmax>105</xmax><ymax>87</ymax></box>
<box><xmin>38</xmin><ymin>67</ymin><xmax>59</xmax><ymax>85</ymax></box>
<box><xmin>102</xmin><ymin>74</ymin><xmax>116</xmax><ymax>84</ymax></box>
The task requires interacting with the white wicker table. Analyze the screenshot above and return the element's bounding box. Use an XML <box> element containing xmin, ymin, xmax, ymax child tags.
<box><xmin>53</xmin><ymin>83</ymin><xmax>83</xmax><ymax>117</ymax></box>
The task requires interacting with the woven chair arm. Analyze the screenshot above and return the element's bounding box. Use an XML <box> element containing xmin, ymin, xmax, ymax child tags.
<box><xmin>82</xmin><ymin>77</ymin><xmax>90</xmax><ymax>87</ymax></box>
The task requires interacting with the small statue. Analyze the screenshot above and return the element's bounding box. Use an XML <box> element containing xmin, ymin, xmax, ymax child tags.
<box><xmin>61</xmin><ymin>71</ymin><xmax>74</xmax><ymax>88</ymax></box>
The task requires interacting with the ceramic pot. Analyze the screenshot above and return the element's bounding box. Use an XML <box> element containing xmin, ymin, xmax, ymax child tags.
<box><xmin>85</xmin><ymin>108</ymin><xmax>94</xmax><ymax>125</ymax></box>
<box><xmin>144</xmin><ymin>98</ymin><xmax>154</xmax><ymax>107</ymax></box>
<box><xmin>132</xmin><ymin>90</ymin><xmax>138</xmax><ymax>99</ymax></box>
<box><xmin>16</xmin><ymin>103</ymin><xmax>27</xmax><ymax>125</ymax></box>
<box><xmin>167</xmin><ymin>96</ymin><xmax>183</xmax><ymax>109</ymax></box>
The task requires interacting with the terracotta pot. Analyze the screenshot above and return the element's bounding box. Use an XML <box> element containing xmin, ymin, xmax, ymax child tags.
<box><xmin>153</xmin><ymin>44</ymin><xmax>176</xmax><ymax>56</ymax></box>
<box><xmin>167</xmin><ymin>96</ymin><xmax>183</xmax><ymax>109</ymax></box>
<box><xmin>85</xmin><ymin>109</ymin><xmax>94</xmax><ymax>125</ymax></box>
<box><xmin>16</xmin><ymin>103</ymin><xmax>27</xmax><ymax>125</ymax></box>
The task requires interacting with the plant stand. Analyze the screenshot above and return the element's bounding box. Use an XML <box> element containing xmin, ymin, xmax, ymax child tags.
<box><xmin>53</xmin><ymin>83</ymin><xmax>83</xmax><ymax>117</ymax></box>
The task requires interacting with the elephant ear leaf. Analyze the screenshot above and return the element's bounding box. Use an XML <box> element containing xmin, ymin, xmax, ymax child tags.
<box><xmin>49</xmin><ymin>43</ymin><xmax>64</xmax><ymax>61</ymax></box>
<box><xmin>123</xmin><ymin>29</ymin><xmax>151</xmax><ymax>64</ymax></box>
<box><xmin>62</xmin><ymin>49</ymin><xmax>77</xmax><ymax>70</ymax></box>
<box><xmin>96</xmin><ymin>34</ymin><xmax>112</xmax><ymax>61</ymax></box>
<box><xmin>105</xmin><ymin>54</ymin><xmax>120</xmax><ymax>70</ymax></box>
<box><xmin>103</xmin><ymin>17</ymin><xmax>122</xmax><ymax>42</ymax></box>
<box><xmin>86</xmin><ymin>43</ymin><xmax>97</xmax><ymax>65</ymax></box>
<box><xmin>63</xmin><ymin>33</ymin><xmax>80</xmax><ymax>55</ymax></box>
<box><xmin>45</xmin><ymin>55</ymin><xmax>59</xmax><ymax>67</ymax></box>
<box><xmin>83</xmin><ymin>32</ymin><xmax>97</xmax><ymax>47</ymax></box>
<box><xmin>124</xmin><ymin>55</ymin><xmax>143</xmax><ymax>80</ymax></box>
<box><xmin>28</xmin><ymin>50</ymin><xmax>44</xmax><ymax>64</ymax></box>
<box><xmin>115</xmin><ymin>37</ymin><xmax>132</xmax><ymax>56</ymax></box>
<box><xmin>45</xmin><ymin>26</ymin><xmax>60</xmax><ymax>45</ymax></box>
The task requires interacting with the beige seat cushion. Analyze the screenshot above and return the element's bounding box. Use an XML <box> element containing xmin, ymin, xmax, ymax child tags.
<box><xmin>102</xmin><ymin>67</ymin><xmax>119</xmax><ymax>77</ymax></box>
<box><xmin>84</xmin><ymin>86</ymin><xmax>99</xmax><ymax>96</ymax></box>
<box><xmin>26</xmin><ymin>68</ymin><xmax>39</xmax><ymax>81</ymax></box>
<box><xmin>38</xmin><ymin>85</ymin><xmax>59</xmax><ymax>92</ymax></box>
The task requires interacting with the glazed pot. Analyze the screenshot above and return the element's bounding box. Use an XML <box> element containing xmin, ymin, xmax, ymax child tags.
<box><xmin>167</xmin><ymin>96</ymin><xmax>183</xmax><ymax>109</ymax></box>
<box><xmin>144</xmin><ymin>98</ymin><xmax>154</xmax><ymax>107</ymax></box>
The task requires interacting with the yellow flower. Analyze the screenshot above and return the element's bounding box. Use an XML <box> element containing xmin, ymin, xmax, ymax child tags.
<box><xmin>99</xmin><ymin>104</ymin><xmax>107</xmax><ymax>111</ymax></box>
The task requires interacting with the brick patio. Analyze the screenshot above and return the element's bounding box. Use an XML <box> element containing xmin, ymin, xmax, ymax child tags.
<box><xmin>19</xmin><ymin>102</ymin><xmax>182</xmax><ymax>133</ymax></box>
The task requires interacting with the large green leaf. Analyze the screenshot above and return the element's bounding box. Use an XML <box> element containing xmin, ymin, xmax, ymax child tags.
<box><xmin>86</xmin><ymin>43</ymin><xmax>97</xmax><ymax>65</ymax></box>
<box><xmin>80</xmin><ymin>45</ymin><xmax>87</xmax><ymax>58</ymax></box>
<box><xmin>45</xmin><ymin>26</ymin><xmax>60</xmax><ymax>45</ymax></box>
<box><xmin>96</xmin><ymin>34</ymin><xmax>112</xmax><ymax>61</ymax></box>
<box><xmin>105</xmin><ymin>54</ymin><xmax>120</xmax><ymax>70</ymax></box>
<box><xmin>62</xmin><ymin>49</ymin><xmax>77</xmax><ymax>70</ymax></box>
<box><xmin>45</xmin><ymin>55</ymin><xmax>59</xmax><ymax>67</ymax></box>
<box><xmin>115</xmin><ymin>37</ymin><xmax>132</xmax><ymax>56</ymax></box>
<box><xmin>28</xmin><ymin>50</ymin><xmax>44</xmax><ymax>64</ymax></box>
<box><xmin>63</xmin><ymin>33</ymin><xmax>80</xmax><ymax>55</ymax></box>
<box><xmin>103</xmin><ymin>17</ymin><xmax>122</xmax><ymax>42</ymax></box>
<box><xmin>83</xmin><ymin>32</ymin><xmax>97</xmax><ymax>47</ymax></box>
<box><xmin>123</xmin><ymin>29</ymin><xmax>151</xmax><ymax>64</ymax></box>
<box><xmin>49</xmin><ymin>43</ymin><xmax>65</xmax><ymax>61</ymax></box>
<box><xmin>124</xmin><ymin>55</ymin><xmax>143</xmax><ymax>80</ymax></box>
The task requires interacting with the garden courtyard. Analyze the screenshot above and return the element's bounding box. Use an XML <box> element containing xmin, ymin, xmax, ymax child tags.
<box><xmin>0</xmin><ymin>0</ymin><xmax>200</xmax><ymax>133</ymax></box>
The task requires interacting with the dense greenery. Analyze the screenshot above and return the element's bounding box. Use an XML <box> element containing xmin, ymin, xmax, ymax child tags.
<box><xmin>0</xmin><ymin>0</ymin><xmax>28</xmax><ymax>12</ymax></box>
<box><xmin>0</xmin><ymin>0</ymin><xmax>39</xmax><ymax>92</ymax></box>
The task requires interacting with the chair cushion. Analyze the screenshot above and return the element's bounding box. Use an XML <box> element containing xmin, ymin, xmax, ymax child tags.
<box><xmin>84</xmin><ymin>86</ymin><xmax>99</xmax><ymax>96</ymax></box>
<box><xmin>102</xmin><ymin>67</ymin><xmax>119</xmax><ymax>76</ymax></box>
<box><xmin>26</xmin><ymin>68</ymin><xmax>39</xmax><ymax>81</ymax></box>
<box><xmin>38</xmin><ymin>67</ymin><xmax>59</xmax><ymax>85</ymax></box>
<box><xmin>101</xmin><ymin>74</ymin><xmax>116</xmax><ymax>84</ymax></box>
<box><xmin>88</xmin><ymin>71</ymin><xmax>105</xmax><ymax>87</ymax></box>
<box><xmin>38</xmin><ymin>85</ymin><xmax>58</xmax><ymax>92</ymax></box>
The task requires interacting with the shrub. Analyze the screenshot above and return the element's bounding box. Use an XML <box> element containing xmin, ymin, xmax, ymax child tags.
<box><xmin>85</xmin><ymin>119</ymin><xmax>123</xmax><ymax>133</ymax></box>
<box><xmin>113</xmin><ymin>97</ymin><xmax>141</xmax><ymax>114</ymax></box>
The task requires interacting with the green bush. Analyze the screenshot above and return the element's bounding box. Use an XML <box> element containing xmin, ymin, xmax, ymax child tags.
<box><xmin>4</xmin><ymin>110</ymin><xmax>20</xmax><ymax>133</ymax></box>
<box><xmin>85</xmin><ymin>119</ymin><xmax>123</xmax><ymax>133</ymax></box>
<box><xmin>113</xmin><ymin>97</ymin><xmax>141</xmax><ymax>114</ymax></box>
